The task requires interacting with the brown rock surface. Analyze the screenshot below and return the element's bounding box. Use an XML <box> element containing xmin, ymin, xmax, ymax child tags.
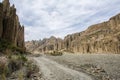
<box><xmin>26</xmin><ymin>13</ymin><xmax>120</xmax><ymax>54</ymax></box>
<box><xmin>64</xmin><ymin>13</ymin><xmax>120</xmax><ymax>54</ymax></box>
<box><xmin>0</xmin><ymin>3</ymin><xmax>3</xmax><ymax>38</ymax></box>
<box><xmin>0</xmin><ymin>0</ymin><xmax>25</xmax><ymax>49</ymax></box>
<box><xmin>26</xmin><ymin>36</ymin><xmax>63</xmax><ymax>53</ymax></box>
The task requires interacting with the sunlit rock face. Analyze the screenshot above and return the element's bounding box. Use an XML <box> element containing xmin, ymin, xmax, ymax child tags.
<box><xmin>0</xmin><ymin>0</ymin><xmax>25</xmax><ymax>49</ymax></box>
<box><xmin>26</xmin><ymin>13</ymin><xmax>120</xmax><ymax>54</ymax></box>
<box><xmin>25</xmin><ymin>36</ymin><xmax>64</xmax><ymax>53</ymax></box>
<box><xmin>64</xmin><ymin>13</ymin><xmax>120</xmax><ymax>54</ymax></box>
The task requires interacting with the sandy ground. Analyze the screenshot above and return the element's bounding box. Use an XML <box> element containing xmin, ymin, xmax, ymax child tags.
<box><xmin>47</xmin><ymin>53</ymin><xmax>120</xmax><ymax>80</ymax></box>
<box><xmin>34</xmin><ymin>56</ymin><xmax>93</xmax><ymax>80</ymax></box>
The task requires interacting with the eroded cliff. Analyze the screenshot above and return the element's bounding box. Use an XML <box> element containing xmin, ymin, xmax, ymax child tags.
<box><xmin>64</xmin><ymin>13</ymin><xmax>120</xmax><ymax>54</ymax></box>
<box><xmin>26</xmin><ymin>13</ymin><xmax>120</xmax><ymax>54</ymax></box>
<box><xmin>26</xmin><ymin>36</ymin><xmax>63</xmax><ymax>53</ymax></box>
<box><xmin>0</xmin><ymin>0</ymin><xmax>25</xmax><ymax>51</ymax></box>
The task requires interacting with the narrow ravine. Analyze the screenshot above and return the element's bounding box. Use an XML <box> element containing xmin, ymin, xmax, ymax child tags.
<box><xmin>33</xmin><ymin>56</ymin><xmax>93</xmax><ymax>80</ymax></box>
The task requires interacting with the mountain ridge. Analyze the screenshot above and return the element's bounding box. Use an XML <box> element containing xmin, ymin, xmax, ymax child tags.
<box><xmin>26</xmin><ymin>13</ymin><xmax>120</xmax><ymax>54</ymax></box>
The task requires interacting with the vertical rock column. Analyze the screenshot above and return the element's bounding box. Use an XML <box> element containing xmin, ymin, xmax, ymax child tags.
<box><xmin>2</xmin><ymin>5</ymin><xmax>17</xmax><ymax>45</ymax></box>
<box><xmin>17</xmin><ymin>25</ymin><xmax>25</xmax><ymax>48</ymax></box>
<box><xmin>1</xmin><ymin>0</ymin><xmax>25</xmax><ymax>50</ymax></box>
<box><xmin>0</xmin><ymin>3</ymin><xmax>3</xmax><ymax>38</ymax></box>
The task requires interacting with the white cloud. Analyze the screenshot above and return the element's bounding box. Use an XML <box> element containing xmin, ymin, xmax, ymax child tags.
<box><xmin>9</xmin><ymin>0</ymin><xmax>120</xmax><ymax>41</ymax></box>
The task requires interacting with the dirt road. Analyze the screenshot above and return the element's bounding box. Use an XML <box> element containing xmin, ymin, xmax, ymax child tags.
<box><xmin>47</xmin><ymin>54</ymin><xmax>120</xmax><ymax>80</ymax></box>
<box><xmin>33</xmin><ymin>56</ymin><xmax>93</xmax><ymax>80</ymax></box>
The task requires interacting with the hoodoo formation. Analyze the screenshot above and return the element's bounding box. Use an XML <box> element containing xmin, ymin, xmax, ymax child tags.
<box><xmin>26</xmin><ymin>13</ymin><xmax>120</xmax><ymax>54</ymax></box>
<box><xmin>0</xmin><ymin>0</ymin><xmax>25</xmax><ymax>49</ymax></box>
<box><xmin>26</xmin><ymin>36</ymin><xmax>64</xmax><ymax>53</ymax></box>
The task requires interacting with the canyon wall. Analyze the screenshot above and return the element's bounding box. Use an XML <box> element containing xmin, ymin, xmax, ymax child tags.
<box><xmin>26</xmin><ymin>13</ymin><xmax>120</xmax><ymax>54</ymax></box>
<box><xmin>63</xmin><ymin>13</ymin><xmax>120</xmax><ymax>54</ymax></box>
<box><xmin>0</xmin><ymin>0</ymin><xmax>25</xmax><ymax>49</ymax></box>
<box><xmin>0</xmin><ymin>3</ymin><xmax>3</xmax><ymax>37</ymax></box>
<box><xmin>26</xmin><ymin>36</ymin><xmax>63</xmax><ymax>53</ymax></box>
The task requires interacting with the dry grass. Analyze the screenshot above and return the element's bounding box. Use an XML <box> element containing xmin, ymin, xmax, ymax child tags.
<box><xmin>45</xmin><ymin>51</ymin><xmax>63</xmax><ymax>56</ymax></box>
<box><xmin>0</xmin><ymin>54</ymin><xmax>27</xmax><ymax>79</ymax></box>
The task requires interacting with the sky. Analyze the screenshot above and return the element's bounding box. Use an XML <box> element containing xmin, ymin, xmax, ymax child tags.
<box><xmin>2</xmin><ymin>0</ymin><xmax>120</xmax><ymax>41</ymax></box>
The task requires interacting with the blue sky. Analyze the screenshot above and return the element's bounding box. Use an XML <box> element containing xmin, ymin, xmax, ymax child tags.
<box><xmin>3</xmin><ymin>0</ymin><xmax>120</xmax><ymax>41</ymax></box>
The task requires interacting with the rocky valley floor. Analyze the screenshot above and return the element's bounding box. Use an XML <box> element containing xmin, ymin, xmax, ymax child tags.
<box><xmin>34</xmin><ymin>56</ymin><xmax>93</xmax><ymax>80</ymax></box>
<box><xmin>32</xmin><ymin>53</ymin><xmax>120</xmax><ymax>80</ymax></box>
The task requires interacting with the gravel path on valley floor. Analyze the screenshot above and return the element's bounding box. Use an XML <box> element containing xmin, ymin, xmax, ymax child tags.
<box><xmin>33</xmin><ymin>56</ymin><xmax>94</xmax><ymax>80</ymax></box>
<box><xmin>46</xmin><ymin>54</ymin><xmax>120</xmax><ymax>80</ymax></box>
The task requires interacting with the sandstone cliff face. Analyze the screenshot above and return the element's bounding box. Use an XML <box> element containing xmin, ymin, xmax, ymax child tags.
<box><xmin>0</xmin><ymin>0</ymin><xmax>25</xmax><ymax>49</ymax></box>
<box><xmin>0</xmin><ymin>3</ymin><xmax>3</xmax><ymax>37</ymax></box>
<box><xmin>25</xmin><ymin>40</ymin><xmax>38</xmax><ymax>52</ymax></box>
<box><xmin>26</xmin><ymin>13</ymin><xmax>120</xmax><ymax>54</ymax></box>
<box><xmin>26</xmin><ymin>36</ymin><xmax>63</xmax><ymax>53</ymax></box>
<box><xmin>64</xmin><ymin>13</ymin><xmax>120</xmax><ymax>54</ymax></box>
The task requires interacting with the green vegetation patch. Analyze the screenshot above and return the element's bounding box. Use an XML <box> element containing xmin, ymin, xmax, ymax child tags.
<box><xmin>0</xmin><ymin>53</ymin><xmax>40</xmax><ymax>79</ymax></box>
<box><xmin>45</xmin><ymin>50</ymin><xmax>63</xmax><ymax>56</ymax></box>
<box><xmin>0</xmin><ymin>54</ymin><xmax>28</xmax><ymax>78</ymax></box>
<box><xmin>0</xmin><ymin>39</ymin><xmax>25</xmax><ymax>54</ymax></box>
